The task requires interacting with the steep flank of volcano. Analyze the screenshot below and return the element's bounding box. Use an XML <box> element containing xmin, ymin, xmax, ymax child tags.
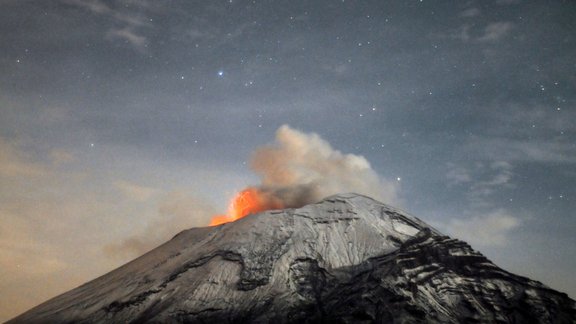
<box><xmin>9</xmin><ymin>193</ymin><xmax>576</xmax><ymax>323</ymax></box>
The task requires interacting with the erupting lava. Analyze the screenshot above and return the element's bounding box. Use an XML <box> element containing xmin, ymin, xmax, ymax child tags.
<box><xmin>209</xmin><ymin>188</ymin><xmax>283</xmax><ymax>226</ymax></box>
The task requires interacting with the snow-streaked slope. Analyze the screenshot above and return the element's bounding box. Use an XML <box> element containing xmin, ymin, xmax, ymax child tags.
<box><xmin>8</xmin><ymin>193</ymin><xmax>576</xmax><ymax>323</ymax></box>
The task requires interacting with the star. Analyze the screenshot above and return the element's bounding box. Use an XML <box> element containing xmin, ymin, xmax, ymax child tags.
<box><xmin>218</xmin><ymin>71</ymin><xmax>224</xmax><ymax>76</ymax></box>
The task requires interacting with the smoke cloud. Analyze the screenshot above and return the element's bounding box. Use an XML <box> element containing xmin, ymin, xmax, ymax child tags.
<box><xmin>246</xmin><ymin>125</ymin><xmax>400</xmax><ymax>209</ymax></box>
<box><xmin>110</xmin><ymin>125</ymin><xmax>400</xmax><ymax>256</ymax></box>
<box><xmin>104</xmin><ymin>192</ymin><xmax>216</xmax><ymax>259</ymax></box>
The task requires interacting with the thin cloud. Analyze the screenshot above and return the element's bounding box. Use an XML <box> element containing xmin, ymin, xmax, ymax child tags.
<box><xmin>64</xmin><ymin>0</ymin><xmax>147</xmax><ymax>26</ymax></box>
<box><xmin>461</xmin><ymin>104</ymin><xmax>575</xmax><ymax>164</ymax></box>
<box><xmin>469</xmin><ymin>137</ymin><xmax>576</xmax><ymax>164</ymax></box>
<box><xmin>107</xmin><ymin>27</ymin><xmax>147</xmax><ymax>50</ymax></box>
<box><xmin>64</xmin><ymin>0</ymin><xmax>150</xmax><ymax>51</ymax></box>
<box><xmin>499</xmin><ymin>104</ymin><xmax>576</xmax><ymax>134</ymax></box>
<box><xmin>478</xmin><ymin>22</ymin><xmax>514</xmax><ymax>42</ymax></box>
<box><xmin>445</xmin><ymin>210</ymin><xmax>521</xmax><ymax>247</ymax></box>
<box><xmin>446</xmin><ymin>161</ymin><xmax>515</xmax><ymax>208</ymax></box>
<box><xmin>0</xmin><ymin>137</ymin><xmax>47</xmax><ymax>178</ymax></box>
<box><xmin>496</xmin><ymin>0</ymin><xmax>521</xmax><ymax>4</ymax></box>
<box><xmin>441</xmin><ymin>21</ymin><xmax>514</xmax><ymax>43</ymax></box>
<box><xmin>459</xmin><ymin>8</ymin><xmax>481</xmax><ymax>18</ymax></box>
<box><xmin>446</xmin><ymin>164</ymin><xmax>472</xmax><ymax>185</ymax></box>
<box><xmin>49</xmin><ymin>149</ymin><xmax>75</xmax><ymax>166</ymax></box>
<box><xmin>64</xmin><ymin>0</ymin><xmax>109</xmax><ymax>14</ymax></box>
<box><xmin>469</xmin><ymin>161</ymin><xmax>514</xmax><ymax>194</ymax></box>
<box><xmin>114</xmin><ymin>180</ymin><xmax>157</xmax><ymax>202</ymax></box>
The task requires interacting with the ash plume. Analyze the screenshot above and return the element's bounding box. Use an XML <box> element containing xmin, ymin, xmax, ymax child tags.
<box><xmin>111</xmin><ymin>125</ymin><xmax>400</xmax><ymax>257</ymax></box>
<box><xmin>246</xmin><ymin>125</ymin><xmax>400</xmax><ymax>209</ymax></box>
<box><xmin>104</xmin><ymin>192</ymin><xmax>216</xmax><ymax>259</ymax></box>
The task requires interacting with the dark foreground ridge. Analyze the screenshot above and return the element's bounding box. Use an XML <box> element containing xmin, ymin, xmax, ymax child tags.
<box><xmin>9</xmin><ymin>193</ymin><xmax>576</xmax><ymax>323</ymax></box>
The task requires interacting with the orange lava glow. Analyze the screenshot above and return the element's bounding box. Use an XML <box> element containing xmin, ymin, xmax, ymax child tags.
<box><xmin>209</xmin><ymin>188</ymin><xmax>283</xmax><ymax>226</ymax></box>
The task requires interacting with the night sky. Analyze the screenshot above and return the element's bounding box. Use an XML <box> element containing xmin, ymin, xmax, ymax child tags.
<box><xmin>1</xmin><ymin>0</ymin><xmax>575</xmax><ymax>320</ymax></box>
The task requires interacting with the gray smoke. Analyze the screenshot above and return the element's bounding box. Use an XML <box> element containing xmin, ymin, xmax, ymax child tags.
<box><xmin>104</xmin><ymin>192</ymin><xmax>216</xmax><ymax>259</ymax></box>
<box><xmin>247</xmin><ymin>125</ymin><xmax>400</xmax><ymax>209</ymax></box>
<box><xmin>106</xmin><ymin>125</ymin><xmax>400</xmax><ymax>258</ymax></box>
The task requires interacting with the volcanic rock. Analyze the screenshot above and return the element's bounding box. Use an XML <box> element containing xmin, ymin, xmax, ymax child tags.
<box><xmin>8</xmin><ymin>193</ymin><xmax>576</xmax><ymax>323</ymax></box>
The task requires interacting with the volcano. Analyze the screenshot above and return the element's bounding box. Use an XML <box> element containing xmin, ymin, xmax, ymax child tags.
<box><xmin>9</xmin><ymin>193</ymin><xmax>576</xmax><ymax>323</ymax></box>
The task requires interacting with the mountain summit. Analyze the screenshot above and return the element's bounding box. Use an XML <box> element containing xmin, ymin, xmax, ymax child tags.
<box><xmin>9</xmin><ymin>193</ymin><xmax>576</xmax><ymax>323</ymax></box>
